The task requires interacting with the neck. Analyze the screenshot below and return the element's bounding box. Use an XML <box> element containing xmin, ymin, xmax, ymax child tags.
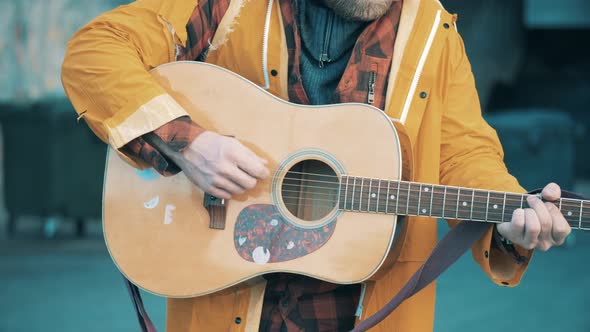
<box><xmin>338</xmin><ymin>175</ymin><xmax>590</xmax><ymax>230</ymax></box>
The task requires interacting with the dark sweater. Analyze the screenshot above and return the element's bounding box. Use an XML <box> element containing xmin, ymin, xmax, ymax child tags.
<box><xmin>297</xmin><ymin>0</ymin><xmax>370</xmax><ymax>105</ymax></box>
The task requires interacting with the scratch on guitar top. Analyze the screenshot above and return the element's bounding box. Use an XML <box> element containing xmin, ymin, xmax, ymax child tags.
<box><xmin>164</xmin><ymin>204</ymin><xmax>176</xmax><ymax>225</ymax></box>
<box><xmin>144</xmin><ymin>196</ymin><xmax>160</xmax><ymax>209</ymax></box>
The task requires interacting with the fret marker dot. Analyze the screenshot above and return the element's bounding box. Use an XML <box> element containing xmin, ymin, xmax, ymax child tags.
<box><xmin>424</xmin><ymin>187</ymin><xmax>429</xmax><ymax>192</ymax></box>
<box><xmin>422</xmin><ymin>208</ymin><xmax>427</xmax><ymax>214</ymax></box>
<box><xmin>462</xmin><ymin>202</ymin><xmax>468</xmax><ymax>207</ymax></box>
<box><xmin>390</xmin><ymin>195</ymin><xmax>396</xmax><ymax>200</ymax></box>
<box><xmin>371</xmin><ymin>193</ymin><xmax>376</xmax><ymax>198</ymax></box>
<box><xmin>567</xmin><ymin>211</ymin><xmax>572</xmax><ymax>216</ymax></box>
<box><xmin>493</xmin><ymin>204</ymin><xmax>498</xmax><ymax>209</ymax></box>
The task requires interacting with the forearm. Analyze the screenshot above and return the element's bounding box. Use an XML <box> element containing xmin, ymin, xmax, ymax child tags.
<box><xmin>61</xmin><ymin>1</ymin><xmax>199</xmax><ymax>149</ymax></box>
<box><xmin>121</xmin><ymin>116</ymin><xmax>205</xmax><ymax>176</ymax></box>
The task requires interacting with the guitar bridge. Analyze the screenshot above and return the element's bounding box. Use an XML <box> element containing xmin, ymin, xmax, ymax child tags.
<box><xmin>204</xmin><ymin>193</ymin><xmax>227</xmax><ymax>230</ymax></box>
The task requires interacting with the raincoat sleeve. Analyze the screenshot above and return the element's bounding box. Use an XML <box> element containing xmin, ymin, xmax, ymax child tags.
<box><xmin>61</xmin><ymin>0</ymin><xmax>201</xmax><ymax>167</ymax></box>
<box><xmin>439</xmin><ymin>25</ymin><xmax>533</xmax><ymax>287</ymax></box>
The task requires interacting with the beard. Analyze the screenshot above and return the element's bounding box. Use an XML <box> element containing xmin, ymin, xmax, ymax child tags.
<box><xmin>321</xmin><ymin>0</ymin><xmax>397</xmax><ymax>21</ymax></box>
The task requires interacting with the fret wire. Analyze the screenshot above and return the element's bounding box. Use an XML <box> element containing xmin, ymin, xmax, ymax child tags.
<box><xmin>367</xmin><ymin>179</ymin><xmax>373</xmax><ymax>211</ymax></box>
<box><xmin>347</xmin><ymin>177</ymin><xmax>355</xmax><ymax>211</ymax></box>
<box><xmin>456</xmin><ymin>188</ymin><xmax>461</xmax><ymax>218</ymax></box>
<box><xmin>442</xmin><ymin>186</ymin><xmax>447</xmax><ymax>218</ymax></box>
<box><xmin>470</xmin><ymin>190</ymin><xmax>475</xmax><ymax>220</ymax></box>
<box><xmin>375</xmin><ymin>179</ymin><xmax>381</xmax><ymax>212</ymax></box>
<box><xmin>485</xmin><ymin>192</ymin><xmax>490</xmax><ymax>222</ymax></box>
<box><xmin>579</xmin><ymin>201</ymin><xmax>583</xmax><ymax>229</ymax></box>
<box><xmin>368</xmin><ymin>179</ymin><xmax>374</xmax><ymax>212</ymax></box>
<box><xmin>520</xmin><ymin>195</ymin><xmax>524</xmax><ymax>209</ymax></box>
<box><xmin>339</xmin><ymin>176</ymin><xmax>344</xmax><ymax>210</ymax></box>
<box><xmin>344</xmin><ymin>176</ymin><xmax>349</xmax><ymax>210</ymax></box>
<box><xmin>417</xmin><ymin>184</ymin><xmax>423</xmax><ymax>216</ymax></box>
<box><xmin>582</xmin><ymin>202</ymin><xmax>590</xmax><ymax>229</ymax></box>
<box><xmin>351</xmin><ymin>177</ymin><xmax>356</xmax><ymax>211</ymax></box>
<box><xmin>395</xmin><ymin>181</ymin><xmax>401</xmax><ymax>214</ymax></box>
<box><xmin>501</xmin><ymin>193</ymin><xmax>507</xmax><ymax>222</ymax></box>
<box><xmin>385</xmin><ymin>180</ymin><xmax>391</xmax><ymax>214</ymax></box>
<box><xmin>429</xmin><ymin>185</ymin><xmax>434</xmax><ymax>217</ymax></box>
<box><xmin>359</xmin><ymin>178</ymin><xmax>364</xmax><ymax>211</ymax></box>
<box><xmin>367</xmin><ymin>179</ymin><xmax>372</xmax><ymax>212</ymax></box>
<box><xmin>406</xmin><ymin>183</ymin><xmax>411</xmax><ymax>215</ymax></box>
<box><xmin>370</xmin><ymin>179</ymin><xmax>376</xmax><ymax>213</ymax></box>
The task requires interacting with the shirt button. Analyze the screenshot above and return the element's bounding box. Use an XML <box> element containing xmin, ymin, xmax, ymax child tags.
<box><xmin>235</xmin><ymin>317</ymin><xmax>242</xmax><ymax>324</ymax></box>
<box><xmin>419</xmin><ymin>91</ymin><xmax>428</xmax><ymax>99</ymax></box>
<box><xmin>443</xmin><ymin>23</ymin><xmax>450</xmax><ymax>29</ymax></box>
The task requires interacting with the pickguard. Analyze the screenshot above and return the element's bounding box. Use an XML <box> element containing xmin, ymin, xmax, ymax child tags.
<box><xmin>234</xmin><ymin>204</ymin><xmax>336</xmax><ymax>264</ymax></box>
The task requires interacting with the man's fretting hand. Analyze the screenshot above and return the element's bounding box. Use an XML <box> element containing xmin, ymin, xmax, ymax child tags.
<box><xmin>179</xmin><ymin>131</ymin><xmax>270</xmax><ymax>199</ymax></box>
<box><xmin>497</xmin><ymin>183</ymin><xmax>571</xmax><ymax>251</ymax></box>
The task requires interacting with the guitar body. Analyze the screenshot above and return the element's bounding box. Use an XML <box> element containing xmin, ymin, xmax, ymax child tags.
<box><xmin>103</xmin><ymin>62</ymin><xmax>412</xmax><ymax>297</ymax></box>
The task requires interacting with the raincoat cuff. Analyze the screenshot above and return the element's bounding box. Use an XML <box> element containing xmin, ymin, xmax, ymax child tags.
<box><xmin>105</xmin><ymin>94</ymin><xmax>189</xmax><ymax>149</ymax></box>
<box><xmin>473</xmin><ymin>224</ymin><xmax>533</xmax><ymax>287</ymax></box>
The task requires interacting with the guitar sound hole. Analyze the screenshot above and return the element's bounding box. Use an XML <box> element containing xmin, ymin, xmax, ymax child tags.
<box><xmin>280</xmin><ymin>160</ymin><xmax>339</xmax><ymax>222</ymax></box>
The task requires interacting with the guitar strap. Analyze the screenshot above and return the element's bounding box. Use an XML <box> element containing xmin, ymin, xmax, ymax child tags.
<box><xmin>124</xmin><ymin>277</ymin><xmax>156</xmax><ymax>332</ymax></box>
<box><xmin>122</xmin><ymin>190</ymin><xmax>588</xmax><ymax>332</ymax></box>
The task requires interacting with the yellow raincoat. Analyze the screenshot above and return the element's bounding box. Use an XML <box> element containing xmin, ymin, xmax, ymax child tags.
<box><xmin>61</xmin><ymin>0</ymin><xmax>532</xmax><ymax>330</ymax></box>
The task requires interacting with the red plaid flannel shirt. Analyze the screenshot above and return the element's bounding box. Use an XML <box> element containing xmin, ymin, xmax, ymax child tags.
<box><xmin>122</xmin><ymin>0</ymin><xmax>403</xmax><ymax>330</ymax></box>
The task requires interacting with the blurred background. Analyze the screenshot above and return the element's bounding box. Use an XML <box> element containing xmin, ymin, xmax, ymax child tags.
<box><xmin>0</xmin><ymin>0</ymin><xmax>589</xmax><ymax>331</ymax></box>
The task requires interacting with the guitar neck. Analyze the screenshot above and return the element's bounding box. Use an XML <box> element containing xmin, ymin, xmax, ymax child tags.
<box><xmin>338</xmin><ymin>175</ymin><xmax>590</xmax><ymax>230</ymax></box>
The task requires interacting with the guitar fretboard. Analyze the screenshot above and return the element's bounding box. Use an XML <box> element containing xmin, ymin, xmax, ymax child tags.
<box><xmin>338</xmin><ymin>175</ymin><xmax>590</xmax><ymax>230</ymax></box>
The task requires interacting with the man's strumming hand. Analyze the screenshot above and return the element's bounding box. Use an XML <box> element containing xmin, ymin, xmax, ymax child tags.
<box><xmin>179</xmin><ymin>131</ymin><xmax>270</xmax><ymax>199</ymax></box>
<box><xmin>497</xmin><ymin>183</ymin><xmax>571</xmax><ymax>251</ymax></box>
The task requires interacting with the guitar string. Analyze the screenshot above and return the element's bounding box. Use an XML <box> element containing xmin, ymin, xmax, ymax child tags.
<box><xmin>278</xmin><ymin>196</ymin><xmax>588</xmax><ymax>217</ymax></box>
<box><xmin>277</xmin><ymin>182</ymin><xmax>588</xmax><ymax>211</ymax></box>
<box><xmin>278</xmin><ymin>197</ymin><xmax>588</xmax><ymax>226</ymax></box>
<box><xmin>279</xmin><ymin>194</ymin><xmax>587</xmax><ymax>213</ymax></box>
<box><xmin>280</xmin><ymin>173</ymin><xmax>588</xmax><ymax>205</ymax></box>
<box><xmin>279</xmin><ymin>194</ymin><xmax>590</xmax><ymax>220</ymax></box>
<box><xmin>283</xmin><ymin>170</ymin><xmax>587</xmax><ymax>200</ymax></box>
<box><xmin>278</xmin><ymin>199</ymin><xmax>589</xmax><ymax>225</ymax></box>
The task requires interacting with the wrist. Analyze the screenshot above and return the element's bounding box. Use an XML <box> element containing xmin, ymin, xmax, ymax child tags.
<box><xmin>492</xmin><ymin>225</ymin><xmax>529</xmax><ymax>264</ymax></box>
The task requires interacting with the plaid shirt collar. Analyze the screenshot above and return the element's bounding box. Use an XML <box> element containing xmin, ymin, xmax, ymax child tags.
<box><xmin>279</xmin><ymin>0</ymin><xmax>403</xmax><ymax>110</ymax></box>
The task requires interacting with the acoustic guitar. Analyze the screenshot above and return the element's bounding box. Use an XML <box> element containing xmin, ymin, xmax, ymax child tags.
<box><xmin>102</xmin><ymin>62</ymin><xmax>589</xmax><ymax>298</ymax></box>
